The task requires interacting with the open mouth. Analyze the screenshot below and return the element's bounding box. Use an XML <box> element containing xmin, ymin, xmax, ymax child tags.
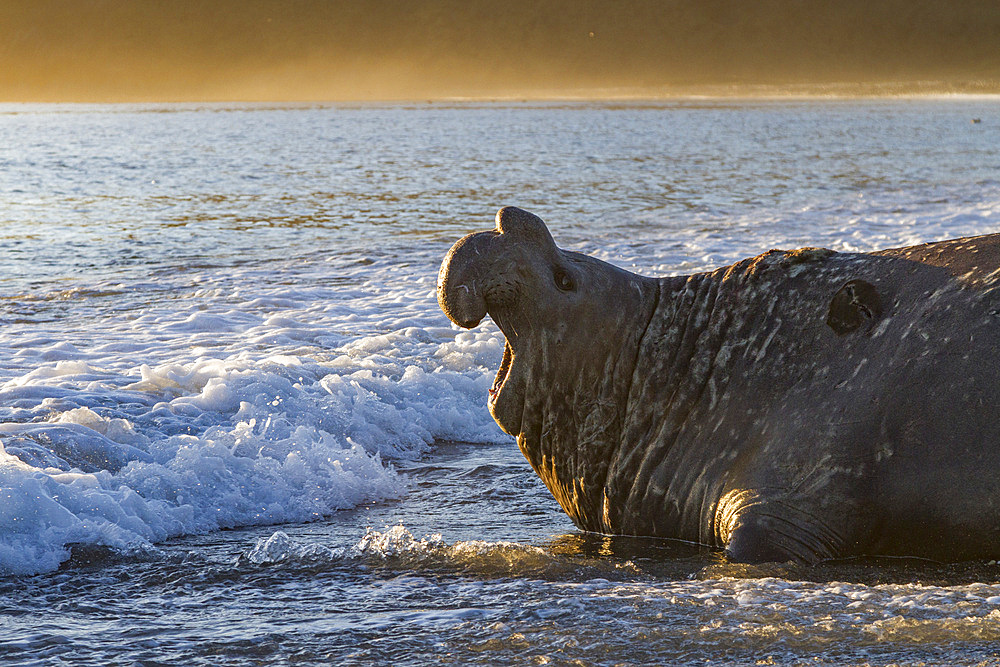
<box><xmin>489</xmin><ymin>340</ymin><xmax>514</xmax><ymax>403</ymax></box>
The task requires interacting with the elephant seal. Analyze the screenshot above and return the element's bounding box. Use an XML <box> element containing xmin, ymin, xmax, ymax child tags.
<box><xmin>438</xmin><ymin>206</ymin><xmax>1000</xmax><ymax>564</ymax></box>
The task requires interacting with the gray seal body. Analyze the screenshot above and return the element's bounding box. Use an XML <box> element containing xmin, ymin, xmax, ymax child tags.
<box><xmin>438</xmin><ymin>207</ymin><xmax>1000</xmax><ymax>563</ymax></box>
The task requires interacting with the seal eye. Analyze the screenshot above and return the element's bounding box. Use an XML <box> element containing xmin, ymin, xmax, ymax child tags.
<box><xmin>554</xmin><ymin>269</ymin><xmax>575</xmax><ymax>292</ymax></box>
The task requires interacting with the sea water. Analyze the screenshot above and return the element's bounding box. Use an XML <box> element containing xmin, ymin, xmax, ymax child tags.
<box><xmin>1</xmin><ymin>100</ymin><xmax>1000</xmax><ymax>665</ymax></box>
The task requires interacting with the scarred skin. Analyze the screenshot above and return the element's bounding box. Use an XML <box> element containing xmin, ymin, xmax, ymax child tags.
<box><xmin>438</xmin><ymin>206</ymin><xmax>1000</xmax><ymax>564</ymax></box>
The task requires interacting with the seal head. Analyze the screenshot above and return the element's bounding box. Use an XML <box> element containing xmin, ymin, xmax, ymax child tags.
<box><xmin>438</xmin><ymin>207</ymin><xmax>658</xmax><ymax>524</ymax></box>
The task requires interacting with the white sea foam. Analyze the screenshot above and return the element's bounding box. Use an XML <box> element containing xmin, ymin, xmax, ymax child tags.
<box><xmin>583</xmin><ymin>575</ymin><xmax>1000</xmax><ymax>642</ymax></box>
<box><xmin>241</xmin><ymin>525</ymin><xmax>571</xmax><ymax>578</ymax></box>
<box><xmin>0</xmin><ymin>265</ymin><xmax>508</xmax><ymax>574</ymax></box>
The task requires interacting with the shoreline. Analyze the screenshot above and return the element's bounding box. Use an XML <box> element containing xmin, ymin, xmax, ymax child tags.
<box><xmin>3</xmin><ymin>88</ymin><xmax>1000</xmax><ymax>109</ymax></box>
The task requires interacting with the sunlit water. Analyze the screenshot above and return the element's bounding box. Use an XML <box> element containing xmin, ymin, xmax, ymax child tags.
<box><xmin>1</xmin><ymin>100</ymin><xmax>1000</xmax><ymax>665</ymax></box>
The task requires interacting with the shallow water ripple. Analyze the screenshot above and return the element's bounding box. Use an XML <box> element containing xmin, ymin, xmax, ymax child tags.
<box><xmin>2</xmin><ymin>101</ymin><xmax>1000</xmax><ymax>664</ymax></box>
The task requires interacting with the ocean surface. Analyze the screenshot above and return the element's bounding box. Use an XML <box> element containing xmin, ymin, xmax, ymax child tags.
<box><xmin>1</xmin><ymin>99</ymin><xmax>1000</xmax><ymax>665</ymax></box>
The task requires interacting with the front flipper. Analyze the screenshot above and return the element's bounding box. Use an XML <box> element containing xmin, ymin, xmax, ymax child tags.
<box><xmin>724</xmin><ymin>513</ymin><xmax>827</xmax><ymax>563</ymax></box>
<box><xmin>717</xmin><ymin>491</ymin><xmax>853</xmax><ymax>564</ymax></box>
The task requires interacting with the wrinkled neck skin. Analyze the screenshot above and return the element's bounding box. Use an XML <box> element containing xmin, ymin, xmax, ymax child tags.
<box><xmin>604</xmin><ymin>270</ymin><xmax>730</xmax><ymax>539</ymax></box>
<box><xmin>604</xmin><ymin>254</ymin><xmax>811</xmax><ymax>546</ymax></box>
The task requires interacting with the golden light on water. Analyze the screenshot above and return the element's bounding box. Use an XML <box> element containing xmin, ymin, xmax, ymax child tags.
<box><xmin>2</xmin><ymin>1</ymin><xmax>999</xmax><ymax>102</ymax></box>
